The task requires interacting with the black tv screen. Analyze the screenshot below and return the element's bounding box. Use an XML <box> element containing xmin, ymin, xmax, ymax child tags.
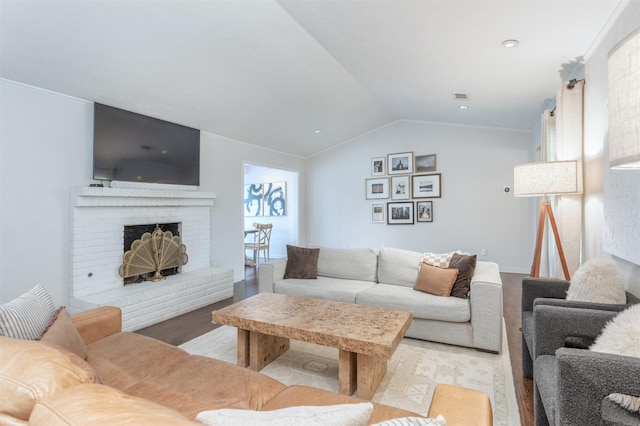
<box><xmin>93</xmin><ymin>103</ymin><xmax>200</xmax><ymax>186</ymax></box>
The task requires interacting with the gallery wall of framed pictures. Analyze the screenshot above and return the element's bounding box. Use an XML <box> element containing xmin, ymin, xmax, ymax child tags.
<box><xmin>366</xmin><ymin>152</ymin><xmax>440</xmax><ymax>225</ymax></box>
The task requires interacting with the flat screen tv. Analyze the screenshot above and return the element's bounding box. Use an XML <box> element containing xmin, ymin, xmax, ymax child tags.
<box><xmin>93</xmin><ymin>103</ymin><xmax>200</xmax><ymax>186</ymax></box>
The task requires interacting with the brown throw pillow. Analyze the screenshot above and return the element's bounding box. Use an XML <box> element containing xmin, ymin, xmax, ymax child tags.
<box><xmin>448</xmin><ymin>253</ymin><xmax>477</xmax><ymax>298</ymax></box>
<box><xmin>284</xmin><ymin>245</ymin><xmax>320</xmax><ymax>279</ymax></box>
<box><xmin>414</xmin><ymin>262</ymin><xmax>459</xmax><ymax>296</ymax></box>
<box><xmin>38</xmin><ymin>307</ymin><xmax>88</xmax><ymax>359</ymax></box>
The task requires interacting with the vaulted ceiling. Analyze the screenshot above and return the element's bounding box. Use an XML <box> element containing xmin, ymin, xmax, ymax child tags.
<box><xmin>0</xmin><ymin>0</ymin><xmax>623</xmax><ymax>158</ymax></box>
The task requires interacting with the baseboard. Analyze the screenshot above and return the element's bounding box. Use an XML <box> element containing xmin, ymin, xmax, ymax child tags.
<box><xmin>499</xmin><ymin>266</ymin><xmax>530</xmax><ymax>274</ymax></box>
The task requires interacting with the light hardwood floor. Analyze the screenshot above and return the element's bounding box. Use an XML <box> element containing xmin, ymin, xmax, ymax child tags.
<box><xmin>137</xmin><ymin>267</ymin><xmax>533</xmax><ymax>425</ymax></box>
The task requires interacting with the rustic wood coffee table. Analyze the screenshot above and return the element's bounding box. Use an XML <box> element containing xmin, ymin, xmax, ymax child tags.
<box><xmin>211</xmin><ymin>292</ymin><xmax>412</xmax><ymax>399</ymax></box>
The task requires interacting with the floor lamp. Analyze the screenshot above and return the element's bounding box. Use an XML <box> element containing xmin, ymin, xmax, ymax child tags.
<box><xmin>608</xmin><ymin>28</ymin><xmax>640</xmax><ymax>170</ymax></box>
<box><xmin>514</xmin><ymin>160</ymin><xmax>582</xmax><ymax>280</ymax></box>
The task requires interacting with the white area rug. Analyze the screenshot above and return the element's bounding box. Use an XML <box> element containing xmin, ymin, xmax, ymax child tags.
<box><xmin>180</xmin><ymin>324</ymin><xmax>520</xmax><ymax>426</ymax></box>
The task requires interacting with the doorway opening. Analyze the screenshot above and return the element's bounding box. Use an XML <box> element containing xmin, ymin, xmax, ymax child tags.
<box><xmin>243</xmin><ymin>163</ymin><xmax>299</xmax><ymax>267</ymax></box>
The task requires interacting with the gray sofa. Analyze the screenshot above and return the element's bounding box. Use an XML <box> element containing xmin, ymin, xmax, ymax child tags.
<box><xmin>533</xmin><ymin>304</ymin><xmax>640</xmax><ymax>425</ymax></box>
<box><xmin>258</xmin><ymin>247</ymin><xmax>503</xmax><ymax>353</ymax></box>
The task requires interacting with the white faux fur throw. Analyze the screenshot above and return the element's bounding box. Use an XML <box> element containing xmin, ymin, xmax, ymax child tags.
<box><xmin>591</xmin><ymin>304</ymin><xmax>640</xmax><ymax>413</ymax></box>
<box><xmin>566</xmin><ymin>259</ymin><xmax>626</xmax><ymax>304</ymax></box>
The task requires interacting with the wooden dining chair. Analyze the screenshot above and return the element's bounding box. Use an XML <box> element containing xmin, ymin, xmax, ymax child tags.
<box><xmin>244</xmin><ymin>223</ymin><xmax>272</xmax><ymax>266</ymax></box>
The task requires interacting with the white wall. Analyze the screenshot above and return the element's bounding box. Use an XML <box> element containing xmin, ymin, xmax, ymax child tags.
<box><xmin>0</xmin><ymin>79</ymin><xmax>306</xmax><ymax>304</ymax></box>
<box><xmin>192</xmin><ymin>132</ymin><xmax>305</xmax><ymax>283</ymax></box>
<box><xmin>306</xmin><ymin>120</ymin><xmax>534</xmax><ymax>272</ymax></box>
<box><xmin>0</xmin><ymin>81</ymin><xmax>92</xmax><ymax>304</ymax></box>
<box><xmin>583</xmin><ymin>0</ymin><xmax>640</xmax><ymax>295</ymax></box>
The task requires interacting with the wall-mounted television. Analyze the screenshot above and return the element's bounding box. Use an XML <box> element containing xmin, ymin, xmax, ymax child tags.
<box><xmin>93</xmin><ymin>103</ymin><xmax>200</xmax><ymax>186</ymax></box>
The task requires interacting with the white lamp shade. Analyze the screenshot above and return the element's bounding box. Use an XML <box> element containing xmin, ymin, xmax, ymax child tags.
<box><xmin>513</xmin><ymin>160</ymin><xmax>583</xmax><ymax>197</ymax></box>
<box><xmin>608</xmin><ymin>29</ymin><xmax>640</xmax><ymax>169</ymax></box>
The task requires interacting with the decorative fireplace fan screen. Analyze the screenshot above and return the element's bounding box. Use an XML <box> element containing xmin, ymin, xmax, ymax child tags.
<box><xmin>119</xmin><ymin>225</ymin><xmax>188</xmax><ymax>282</ymax></box>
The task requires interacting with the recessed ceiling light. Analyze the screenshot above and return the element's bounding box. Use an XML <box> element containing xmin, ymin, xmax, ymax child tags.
<box><xmin>502</xmin><ymin>39</ymin><xmax>519</xmax><ymax>48</ymax></box>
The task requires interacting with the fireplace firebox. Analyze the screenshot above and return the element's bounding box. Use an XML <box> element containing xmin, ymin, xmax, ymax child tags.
<box><xmin>120</xmin><ymin>223</ymin><xmax>187</xmax><ymax>284</ymax></box>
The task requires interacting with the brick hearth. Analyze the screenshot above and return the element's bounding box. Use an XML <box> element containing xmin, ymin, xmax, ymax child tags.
<box><xmin>68</xmin><ymin>187</ymin><xmax>233</xmax><ymax>331</ymax></box>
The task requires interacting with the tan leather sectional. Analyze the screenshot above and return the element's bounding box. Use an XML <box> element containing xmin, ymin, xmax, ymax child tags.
<box><xmin>0</xmin><ymin>306</ymin><xmax>492</xmax><ymax>425</ymax></box>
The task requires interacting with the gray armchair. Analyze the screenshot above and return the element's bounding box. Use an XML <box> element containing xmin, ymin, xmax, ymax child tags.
<box><xmin>521</xmin><ymin>277</ymin><xmax>639</xmax><ymax>379</ymax></box>
<box><xmin>533</xmin><ymin>304</ymin><xmax>640</xmax><ymax>425</ymax></box>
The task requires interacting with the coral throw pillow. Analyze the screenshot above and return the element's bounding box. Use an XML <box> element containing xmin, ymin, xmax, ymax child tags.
<box><xmin>414</xmin><ymin>263</ymin><xmax>459</xmax><ymax>297</ymax></box>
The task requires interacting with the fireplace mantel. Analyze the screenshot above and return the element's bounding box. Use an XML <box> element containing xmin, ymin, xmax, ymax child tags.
<box><xmin>72</xmin><ymin>187</ymin><xmax>216</xmax><ymax>207</ymax></box>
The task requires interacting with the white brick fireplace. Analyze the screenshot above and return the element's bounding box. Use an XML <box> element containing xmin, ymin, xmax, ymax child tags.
<box><xmin>69</xmin><ymin>187</ymin><xmax>233</xmax><ymax>331</ymax></box>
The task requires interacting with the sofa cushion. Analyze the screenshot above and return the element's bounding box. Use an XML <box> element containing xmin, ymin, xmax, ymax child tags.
<box><xmin>29</xmin><ymin>384</ymin><xmax>197</xmax><ymax>425</ymax></box>
<box><xmin>377</xmin><ymin>248</ymin><xmax>422</xmax><ymax>287</ymax></box>
<box><xmin>448</xmin><ymin>253</ymin><xmax>477</xmax><ymax>298</ymax></box>
<box><xmin>317</xmin><ymin>248</ymin><xmax>378</xmax><ymax>282</ymax></box>
<box><xmin>38</xmin><ymin>307</ymin><xmax>87</xmax><ymax>360</ymax></box>
<box><xmin>356</xmin><ymin>284</ymin><xmax>471</xmax><ymax>323</ymax></box>
<box><xmin>124</xmin><ymin>355</ymin><xmax>287</xmax><ymax>419</ymax></box>
<box><xmin>414</xmin><ymin>263</ymin><xmax>459</xmax><ymax>296</ymax></box>
<box><xmin>196</xmin><ymin>402</ymin><xmax>373</xmax><ymax>426</ymax></box>
<box><xmin>86</xmin><ymin>332</ymin><xmax>189</xmax><ymax>390</ymax></box>
<box><xmin>274</xmin><ymin>277</ymin><xmax>376</xmax><ymax>304</ymax></box>
<box><xmin>0</xmin><ymin>336</ymin><xmax>100</xmax><ymax>422</ymax></box>
<box><xmin>284</xmin><ymin>245</ymin><xmax>320</xmax><ymax>279</ymax></box>
<box><xmin>522</xmin><ymin>311</ymin><xmax>534</xmax><ymax>360</ymax></box>
<box><xmin>534</xmin><ymin>354</ymin><xmax>559</xmax><ymax>422</ymax></box>
<box><xmin>0</xmin><ymin>284</ymin><xmax>56</xmax><ymax>340</ymax></box>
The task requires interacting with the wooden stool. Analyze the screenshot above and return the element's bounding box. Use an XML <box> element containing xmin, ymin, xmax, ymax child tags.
<box><xmin>427</xmin><ymin>384</ymin><xmax>493</xmax><ymax>426</ymax></box>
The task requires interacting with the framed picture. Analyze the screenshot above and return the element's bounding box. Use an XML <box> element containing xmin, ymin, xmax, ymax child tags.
<box><xmin>412</xmin><ymin>174</ymin><xmax>441</xmax><ymax>198</ymax></box>
<box><xmin>365</xmin><ymin>177</ymin><xmax>390</xmax><ymax>199</ymax></box>
<box><xmin>263</xmin><ymin>181</ymin><xmax>286</xmax><ymax>216</ymax></box>
<box><xmin>371</xmin><ymin>203</ymin><xmax>385</xmax><ymax>223</ymax></box>
<box><xmin>391</xmin><ymin>175</ymin><xmax>410</xmax><ymax>200</ymax></box>
<box><xmin>387</xmin><ymin>152</ymin><xmax>414</xmax><ymax>175</ymax></box>
<box><xmin>371</xmin><ymin>157</ymin><xmax>385</xmax><ymax>176</ymax></box>
<box><xmin>416</xmin><ymin>201</ymin><xmax>433</xmax><ymax>222</ymax></box>
<box><xmin>387</xmin><ymin>202</ymin><xmax>414</xmax><ymax>224</ymax></box>
<box><xmin>415</xmin><ymin>154</ymin><xmax>437</xmax><ymax>173</ymax></box>
<box><xmin>244</xmin><ymin>183</ymin><xmax>263</xmax><ymax>217</ymax></box>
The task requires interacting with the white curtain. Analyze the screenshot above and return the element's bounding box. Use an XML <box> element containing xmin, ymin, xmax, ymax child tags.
<box><xmin>549</xmin><ymin>80</ymin><xmax>585</xmax><ymax>278</ymax></box>
<box><xmin>538</xmin><ymin>109</ymin><xmax>555</xmax><ymax>277</ymax></box>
